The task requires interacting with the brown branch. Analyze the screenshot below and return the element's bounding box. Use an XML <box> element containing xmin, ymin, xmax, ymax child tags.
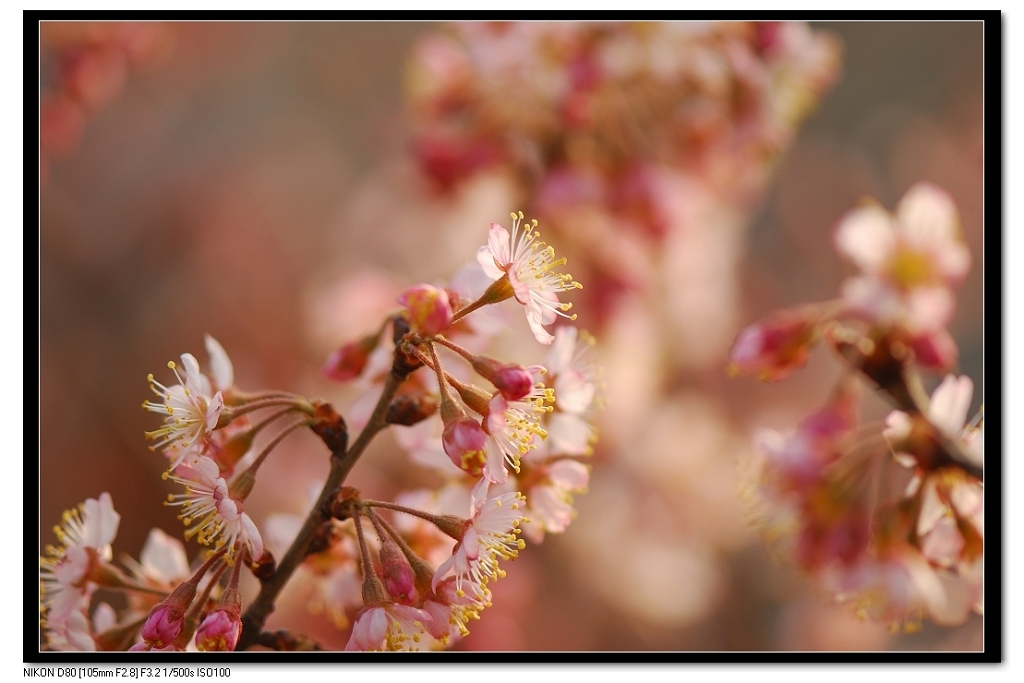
<box><xmin>236</xmin><ymin>370</ymin><xmax>404</xmax><ymax>650</ymax></box>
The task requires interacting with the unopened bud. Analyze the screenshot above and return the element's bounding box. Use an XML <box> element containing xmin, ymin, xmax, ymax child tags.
<box><xmin>141</xmin><ymin>603</ymin><xmax>187</xmax><ymax>649</ymax></box>
<box><xmin>195</xmin><ymin>605</ymin><xmax>242</xmax><ymax>652</ymax></box>
<box><xmin>727</xmin><ymin>309</ymin><xmax>822</xmax><ymax>382</ymax></box>
<box><xmin>328</xmin><ymin>487</ymin><xmax>361</xmax><ymax>521</ymax></box>
<box><xmin>311</xmin><ymin>401</ymin><xmax>348</xmax><ymax>454</ymax></box>
<box><xmin>491</xmin><ymin>364</ymin><xmax>534</xmax><ymax>401</ymax></box>
<box><xmin>323</xmin><ymin>333</ymin><xmax>380</xmax><ymax>383</ymax></box>
<box><xmin>908</xmin><ymin>329</ymin><xmax>958</xmax><ymax>371</ymax></box>
<box><xmin>379</xmin><ymin>539</ymin><xmax>416</xmax><ymax>604</ymax></box>
<box><xmin>441</xmin><ymin>417</ymin><xmax>488</xmax><ymax>476</ymax></box>
<box><xmin>399</xmin><ymin>284</ymin><xmax>454</xmax><ymax>336</ymax></box>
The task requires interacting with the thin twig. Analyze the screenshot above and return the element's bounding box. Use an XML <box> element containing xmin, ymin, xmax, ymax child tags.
<box><xmin>236</xmin><ymin>370</ymin><xmax>403</xmax><ymax>650</ymax></box>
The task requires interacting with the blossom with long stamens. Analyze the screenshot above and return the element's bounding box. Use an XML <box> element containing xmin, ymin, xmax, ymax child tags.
<box><xmin>477</xmin><ymin>212</ymin><xmax>582</xmax><ymax>344</ymax></box>
<box><xmin>481</xmin><ymin>384</ymin><xmax>550</xmax><ymax>484</ymax></box>
<box><xmin>40</xmin><ymin>492</ymin><xmax>121</xmax><ymax>627</ymax></box>
<box><xmin>164</xmin><ymin>456</ymin><xmax>263</xmax><ymax>562</ymax></box>
<box><xmin>432</xmin><ymin>490</ymin><xmax>528</xmax><ymax>592</ymax></box>
<box><xmin>143</xmin><ymin>336</ymin><xmax>234</xmax><ymax>471</ymax></box>
<box><xmin>421</xmin><ymin>577</ymin><xmax>492</xmax><ymax>643</ymax></box>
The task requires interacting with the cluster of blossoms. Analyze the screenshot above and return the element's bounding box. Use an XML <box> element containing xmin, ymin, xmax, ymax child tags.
<box><xmin>40</xmin><ymin>21</ymin><xmax>172</xmax><ymax>185</ymax></box>
<box><xmin>407</xmin><ymin>21</ymin><xmax>840</xmax><ymax>318</ymax></box>
<box><xmin>41</xmin><ymin>212</ymin><xmax>599</xmax><ymax>652</ymax></box>
<box><xmin>729</xmin><ymin>182</ymin><xmax>983</xmax><ymax>631</ymax></box>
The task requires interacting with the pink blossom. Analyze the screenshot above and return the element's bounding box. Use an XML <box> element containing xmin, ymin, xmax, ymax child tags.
<box><xmin>477</xmin><ymin>213</ymin><xmax>582</xmax><ymax>344</ymax></box>
<box><xmin>481</xmin><ymin>392</ymin><xmax>547</xmax><ymax>484</ymax></box>
<box><xmin>143</xmin><ymin>344</ymin><xmax>229</xmax><ymax>471</ymax></box>
<box><xmin>519</xmin><ymin>458</ymin><xmax>591</xmax><ymax>543</ymax></box>
<box><xmin>40</xmin><ymin>492</ymin><xmax>121</xmax><ymax>627</ymax></box>
<box><xmin>432</xmin><ymin>490</ymin><xmax>528</xmax><ymax>592</ymax></box>
<box><xmin>165</xmin><ymin>456</ymin><xmax>263</xmax><ymax>562</ymax></box>
<box><xmin>834</xmin><ymin>182</ymin><xmax>970</xmax><ymax>334</ymax></box>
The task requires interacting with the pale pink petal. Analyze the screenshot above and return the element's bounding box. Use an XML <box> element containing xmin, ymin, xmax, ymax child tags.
<box><xmin>84</xmin><ymin>492</ymin><xmax>121</xmax><ymax>549</ymax></box>
<box><xmin>553</xmin><ymin>369</ymin><xmax>595</xmax><ymax>414</ymax></box>
<box><xmin>834</xmin><ymin>205</ymin><xmax>895</xmax><ymax>273</ymax></box>
<box><xmin>92</xmin><ymin>602</ymin><xmax>117</xmax><ymax>633</ymax></box>
<box><xmin>204</xmin><ymin>335</ymin><xmax>234</xmax><ymax>390</ymax></box>
<box><xmin>545</xmin><ymin>326</ymin><xmax>578</xmax><ymax>376</ymax></box>
<box><xmin>204</xmin><ymin>392</ymin><xmax>224</xmax><ymax>432</ymax></box>
<box><xmin>547</xmin><ymin>459</ymin><xmax>590</xmax><ymax>489</ymax></box>
<box><xmin>239</xmin><ymin>513</ymin><xmax>264</xmax><ymax>561</ymax></box>
<box><xmin>346</xmin><ymin>607</ymin><xmax>389</xmax><ymax>651</ymax></box>
<box><xmin>508</xmin><ymin>268</ymin><xmax>533</xmax><ymax>305</ymax></box>
<box><xmin>139</xmin><ymin>529</ymin><xmax>190</xmax><ymax>584</ymax></box>
<box><xmin>432</xmin><ymin>553</ymin><xmax>458</xmax><ymax>593</ymax></box>
<box><xmin>928</xmin><ymin>375</ymin><xmax>973</xmax><ymax>440</ymax></box>
<box><xmin>921</xmin><ymin>516</ymin><xmax>964</xmax><ymax>566</ymax></box>
<box><xmin>476</xmin><ymin>246</ymin><xmax>506</xmax><ymax>281</ymax></box>
<box><xmin>916</xmin><ymin>476</ymin><xmax>946</xmax><ymax>537</ymax></box>
<box><xmin>180</xmin><ymin>353</ymin><xmax>212</xmax><ymax>397</ymax></box>
<box><xmin>525</xmin><ymin>303</ymin><xmax>555</xmax><ymax>344</ymax></box>
<box><xmin>483</xmin><ymin>439</ymin><xmax>511</xmax><ymax>484</ymax></box>
<box><xmin>896</xmin><ymin>182</ymin><xmax>959</xmax><ymax>244</ymax></box>
<box><xmin>545</xmin><ymin>412</ymin><xmax>595</xmax><ymax>456</ymax></box>
<box><xmin>903</xmin><ymin>286</ymin><xmax>955</xmax><ymax>333</ymax></box>
<box><xmin>486</xmin><ymin>222</ymin><xmax>512</xmax><ymax>267</ymax></box>
<box><xmin>883</xmin><ymin>410</ymin><xmax>912</xmax><ymax>444</ymax></box>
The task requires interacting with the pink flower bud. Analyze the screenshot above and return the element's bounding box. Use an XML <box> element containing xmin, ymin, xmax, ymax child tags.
<box><xmin>323</xmin><ymin>333</ymin><xmax>379</xmax><ymax>383</ymax></box>
<box><xmin>908</xmin><ymin>328</ymin><xmax>958</xmax><ymax>371</ymax></box>
<box><xmin>492</xmin><ymin>364</ymin><xmax>534</xmax><ymax>401</ymax></box>
<box><xmin>441</xmin><ymin>417</ymin><xmax>488</xmax><ymax>476</ymax></box>
<box><xmin>470</xmin><ymin>354</ymin><xmax>535</xmax><ymax>401</ymax></box>
<box><xmin>727</xmin><ymin>310</ymin><xmax>820</xmax><ymax>382</ymax></box>
<box><xmin>195</xmin><ymin>607</ymin><xmax>242</xmax><ymax>652</ymax></box>
<box><xmin>398</xmin><ymin>284</ymin><xmax>453</xmax><ymax>336</ymax></box>
<box><xmin>379</xmin><ymin>541</ymin><xmax>417</xmax><ymax>604</ymax></box>
<box><xmin>140</xmin><ymin>603</ymin><xmax>185</xmax><ymax>649</ymax></box>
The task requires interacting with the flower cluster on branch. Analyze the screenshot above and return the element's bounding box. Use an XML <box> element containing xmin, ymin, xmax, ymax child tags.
<box><xmin>730</xmin><ymin>183</ymin><xmax>983</xmax><ymax>631</ymax></box>
<box><xmin>40</xmin><ymin>214</ymin><xmax>599</xmax><ymax>652</ymax></box>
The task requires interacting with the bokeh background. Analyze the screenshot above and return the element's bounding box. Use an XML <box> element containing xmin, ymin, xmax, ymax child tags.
<box><xmin>38</xmin><ymin>21</ymin><xmax>984</xmax><ymax>651</ymax></box>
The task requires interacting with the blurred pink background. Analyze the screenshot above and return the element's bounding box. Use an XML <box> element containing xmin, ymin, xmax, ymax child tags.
<box><xmin>39</xmin><ymin>21</ymin><xmax>983</xmax><ymax>651</ymax></box>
